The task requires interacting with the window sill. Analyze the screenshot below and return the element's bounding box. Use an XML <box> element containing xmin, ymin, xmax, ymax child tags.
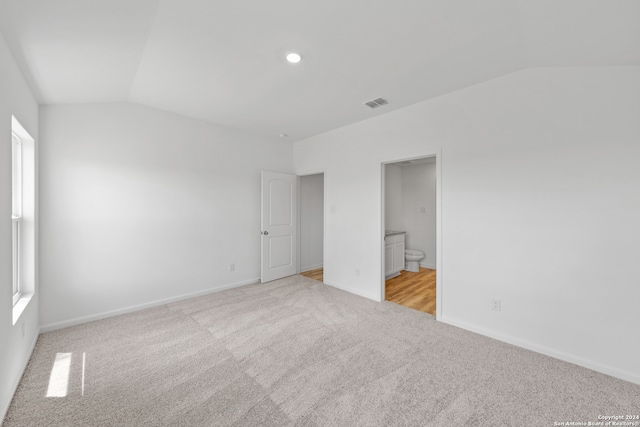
<box><xmin>13</xmin><ymin>294</ymin><xmax>33</xmax><ymax>325</ymax></box>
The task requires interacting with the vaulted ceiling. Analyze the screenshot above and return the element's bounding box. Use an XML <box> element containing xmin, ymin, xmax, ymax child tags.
<box><xmin>1</xmin><ymin>0</ymin><xmax>638</xmax><ymax>141</ymax></box>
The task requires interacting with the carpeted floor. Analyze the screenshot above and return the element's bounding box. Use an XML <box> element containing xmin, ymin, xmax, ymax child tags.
<box><xmin>4</xmin><ymin>275</ymin><xmax>640</xmax><ymax>426</ymax></box>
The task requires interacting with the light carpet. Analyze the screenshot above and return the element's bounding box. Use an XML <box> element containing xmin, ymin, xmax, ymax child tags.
<box><xmin>3</xmin><ymin>275</ymin><xmax>639</xmax><ymax>426</ymax></box>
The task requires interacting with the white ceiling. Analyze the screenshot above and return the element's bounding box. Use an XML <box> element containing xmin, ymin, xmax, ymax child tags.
<box><xmin>1</xmin><ymin>0</ymin><xmax>638</xmax><ymax>141</ymax></box>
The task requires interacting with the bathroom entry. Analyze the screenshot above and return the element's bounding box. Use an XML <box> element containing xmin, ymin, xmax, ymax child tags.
<box><xmin>383</xmin><ymin>157</ymin><xmax>437</xmax><ymax>315</ymax></box>
<box><xmin>298</xmin><ymin>173</ymin><xmax>324</xmax><ymax>283</ymax></box>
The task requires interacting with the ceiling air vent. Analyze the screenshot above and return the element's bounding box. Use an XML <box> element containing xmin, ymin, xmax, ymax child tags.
<box><xmin>364</xmin><ymin>97</ymin><xmax>390</xmax><ymax>109</ymax></box>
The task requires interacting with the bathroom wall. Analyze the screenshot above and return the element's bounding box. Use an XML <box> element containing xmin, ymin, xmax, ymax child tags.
<box><xmin>39</xmin><ymin>102</ymin><xmax>293</xmax><ymax>330</ymax></box>
<box><xmin>299</xmin><ymin>173</ymin><xmax>324</xmax><ymax>272</ymax></box>
<box><xmin>385</xmin><ymin>162</ymin><xmax>437</xmax><ymax>269</ymax></box>
<box><xmin>401</xmin><ymin>162</ymin><xmax>436</xmax><ymax>268</ymax></box>
<box><xmin>384</xmin><ymin>164</ymin><xmax>403</xmax><ymax>230</ymax></box>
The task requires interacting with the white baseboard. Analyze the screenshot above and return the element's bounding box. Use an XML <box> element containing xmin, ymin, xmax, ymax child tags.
<box><xmin>300</xmin><ymin>264</ymin><xmax>323</xmax><ymax>273</ymax></box>
<box><xmin>420</xmin><ymin>262</ymin><xmax>436</xmax><ymax>269</ymax></box>
<box><xmin>40</xmin><ymin>278</ymin><xmax>259</xmax><ymax>333</ymax></box>
<box><xmin>2</xmin><ymin>329</ymin><xmax>39</xmax><ymax>423</ymax></box>
<box><xmin>324</xmin><ymin>280</ymin><xmax>381</xmax><ymax>302</ymax></box>
<box><xmin>439</xmin><ymin>315</ymin><xmax>640</xmax><ymax>386</ymax></box>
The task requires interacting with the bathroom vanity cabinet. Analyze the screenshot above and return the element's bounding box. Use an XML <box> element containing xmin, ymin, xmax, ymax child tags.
<box><xmin>385</xmin><ymin>232</ymin><xmax>405</xmax><ymax>279</ymax></box>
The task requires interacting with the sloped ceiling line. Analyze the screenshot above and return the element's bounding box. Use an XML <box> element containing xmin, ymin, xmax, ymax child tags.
<box><xmin>0</xmin><ymin>0</ymin><xmax>638</xmax><ymax>141</ymax></box>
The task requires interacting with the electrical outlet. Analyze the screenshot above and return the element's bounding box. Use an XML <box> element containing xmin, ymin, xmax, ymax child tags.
<box><xmin>229</xmin><ymin>263</ymin><xmax>235</xmax><ymax>272</ymax></box>
<box><xmin>491</xmin><ymin>299</ymin><xmax>501</xmax><ymax>312</ymax></box>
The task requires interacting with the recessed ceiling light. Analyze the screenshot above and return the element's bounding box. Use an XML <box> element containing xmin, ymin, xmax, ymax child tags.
<box><xmin>286</xmin><ymin>52</ymin><xmax>302</xmax><ymax>64</ymax></box>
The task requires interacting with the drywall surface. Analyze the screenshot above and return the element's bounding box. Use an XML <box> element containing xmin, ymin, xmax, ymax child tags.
<box><xmin>0</xmin><ymin>33</ymin><xmax>39</xmax><ymax>421</ymax></box>
<box><xmin>401</xmin><ymin>163</ymin><xmax>436</xmax><ymax>268</ymax></box>
<box><xmin>39</xmin><ymin>103</ymin><xmax>293</xmax><ymax>329</ymax></box>
<box><xmin>294</xmin><ymin>67</ymin><xmax>640</xmax><ymax>384</ymax></box>
<box><xmin>299</xmin><ymin>173</ymin><xmax>324</xmax><ymax>271</ymax></box>
<box><xmin>384</xmin><ymin>164</ymin><xmax>403</xmax><ymax>231</ymax></box>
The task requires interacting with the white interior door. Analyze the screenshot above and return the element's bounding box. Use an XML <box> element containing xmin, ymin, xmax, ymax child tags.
<box><xmin>261</xmin><ymin>171</ymin><xmax>297</xmax><ymax>283</ymax></box>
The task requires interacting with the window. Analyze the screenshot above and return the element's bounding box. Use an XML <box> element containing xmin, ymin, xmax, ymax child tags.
<box><xmin>11</xmin><ymin>115</ymin><xmax>35</xmax><ymax>324</ymax></box>
<box><xmin>12</xmin><ymin>131</ymin><xmax>22</xmax><ymax>306</ymax></box>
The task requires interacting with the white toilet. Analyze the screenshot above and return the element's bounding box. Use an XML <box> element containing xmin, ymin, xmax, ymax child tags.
<box><xmin>404</xmin><ymin>249</ymin><xmax>425</xmax><ymax>272</ymax></box>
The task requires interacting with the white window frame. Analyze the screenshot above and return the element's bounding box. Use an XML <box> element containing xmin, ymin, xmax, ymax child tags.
<box><xmin>12</xmin><ymin>131</ymin><xmax>22</xmax><ymax>306</ymax></box>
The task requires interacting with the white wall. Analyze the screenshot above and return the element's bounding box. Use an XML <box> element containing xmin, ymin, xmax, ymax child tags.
<box><xmin>0</xmin><ymin>33</ymin><xmax>39</xmax><ymax>421</ymax></box>
<box><xmin>294</xmin><ymin>67</ymin><xmax>640</xmax><ymax>384</ymax></box>
<box><xmin>39</xmin><ymin>103</ymin><xmax>293</xmax><ymax>329</ymax></box>
<box><xmin>299</xmin><ymin>173</ymin><xmax>324</xmax><ymax>271</ymax></box>
<box><xmin>401</xmin><ymin>162</ymin><xmax>436</xmax><ymax>268</ymax></box>
<box><xmin>384</xmin><ymin>164</ymin><xmax>403</xmax><ymax>231</ymax></box>
<box><xmin>385</xmin><ymin>162</ymin><xmax>437</xmax><ymax>268</ymax></box>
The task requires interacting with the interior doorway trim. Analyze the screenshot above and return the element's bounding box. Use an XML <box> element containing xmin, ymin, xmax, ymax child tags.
<box><xmin>380</xmin><ymin>149</ymin><xmax>443</xmax><ymax>320</ymax></box>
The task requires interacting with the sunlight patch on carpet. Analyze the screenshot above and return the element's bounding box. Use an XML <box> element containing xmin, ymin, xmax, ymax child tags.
<box><xmin>46</xmin><ymin>353</ymin><xmax>72</xmax><ymax>398</ymax></box>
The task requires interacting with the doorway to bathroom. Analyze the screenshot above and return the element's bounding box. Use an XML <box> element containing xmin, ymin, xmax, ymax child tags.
<box><xmin>298</xmin><ymin>173</ymin><xmax>325</xmax><ymax>283</ymax></box>
<box><xmin>382</xmin><ymin>156</ymin><xmax>439</xmax><ymax>316</ymax></box>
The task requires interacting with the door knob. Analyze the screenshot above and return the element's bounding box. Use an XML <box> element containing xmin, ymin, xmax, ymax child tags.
<box><xmin>262</xmin><ymin>231</ymin><xmax>269</xmax><ymax>235</ymax></box>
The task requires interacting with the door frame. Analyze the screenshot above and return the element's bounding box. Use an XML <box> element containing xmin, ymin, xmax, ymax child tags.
<box><xmin>296</xmin><ymin>170</ymin><xmax>327</xmax><ymax>277</ymax></box>
<box><xmin>380</xmin><ymin>150</ymin><xmax>443</xmax><ymax>320</ymax></box>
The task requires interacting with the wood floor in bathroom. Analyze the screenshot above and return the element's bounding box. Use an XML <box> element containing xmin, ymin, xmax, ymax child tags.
<box><xmin>385</xmin><ymin>267</ymin><xmax>436</xmax><ymax>316</ymax></box>
<box><xmin>300</xmin><ymin>267</ymin><xmax>436</xmax><ymax>316</ymax></box>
